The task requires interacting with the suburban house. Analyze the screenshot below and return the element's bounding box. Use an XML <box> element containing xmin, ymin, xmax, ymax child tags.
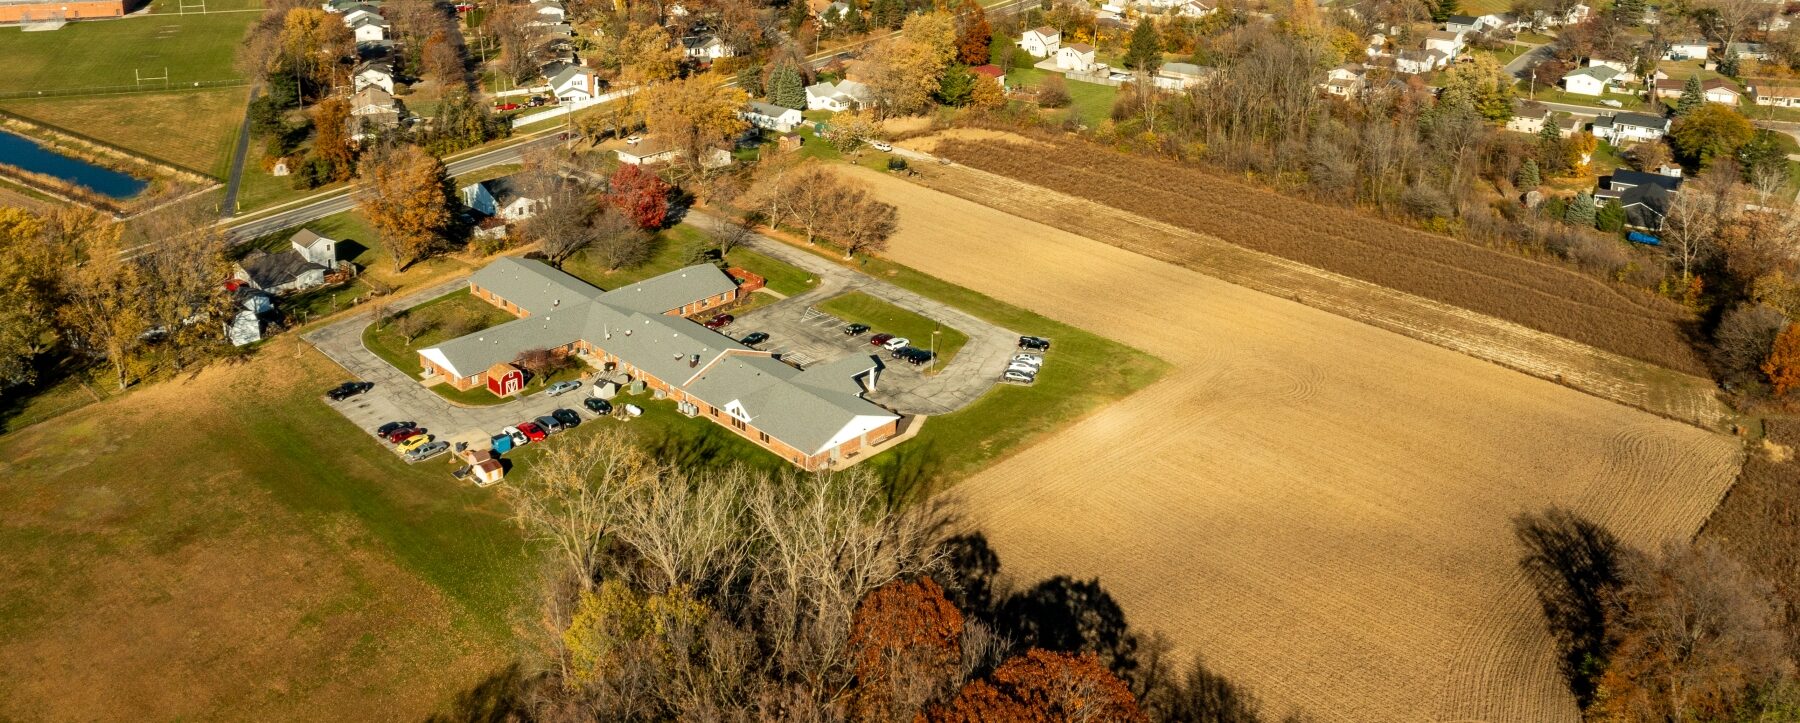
<box><xmin>1396</xmin><ymin>48</ymin><xmax>1449</xmax><ymax>74</ymax></box>
<box><xmin>1175</xmin><ymin>0</ymin><xmax>1216</xmax><ymax>17</ymax></box>
<box><xmin>418</xmin><ymin>258</ymin><xmax>902</xmax><ymax>470</ymax></box>
<box><xmin>1595</xmin><ymin>169</ymin><xmax>1684</xmax><ymax>229</ymax></box>
<box><xmin>339</xmin><ymin>4</ymin><xmax>380</xmax><ymax>25</ymax></box>
<box><xmin>234</xmin><ymin>229</ymin><xmax>340</xmax><ymax>295</ymax></box>
<box><xmin>1365</xmin><ymin>33</ymin><xmax>1389</xmax><ymax>58</ymax></box>
<box><xmin>1423</xmin><ymin>29</ymin><xmax>1465</xmax><ymax>59</ymax></box>
<box><xmin>1664</xmin><ymin>39</ymin><xmax>1709</xmax><ymax>61</ymax></box>
<box><xmin>1320</xmin><ymin>63</ymin><xmax>1367</xmax><ymax>98</ymax></box>
<box><xmin>1019</xmin><ymin>26</ymin><xmax>1061</xmax><ymax>58</ymax></box>
<box><xmin>817</xmin><ymin>0</ymin><xmax>848</xmax><ymax>23</ymax></box>
<box><xmin>615</xmin><ymin>138</ymin><xmax>733</xmax><ymax>168</ymax></box>
<box><xmin>1562</xmin><ymin>65</ymin><xmax>1620</xmax><ymax>96</ymax></box>
<box><xmin>224</xmin><ymin>288</ymin><xmax>275</xmax><ymax>347</ymax></box>
<box><xmin>1751</xmin><ymin>78</ymin><xmax>1800</xmax><ymax>107</ymax></box>
<box><xmin>348</xmin><ymin>14</ymin><xmax>389</xmax><ymax>43</ymax></box>
<box><xmin>1592</xmin><ymin>112</ymin><xmax>1670</xmax><ymax>144</ymax></box>
<box><xmin>681</xmin><ymin>34</ymin><xmax>735</xmax><ymax>60</ymax></box>
<box><xmin>348</xmin><ymin>86</ymin><xmax>403</xmax><ymax>138</ymax></box>
<box><xmin>459</xmin><ymin>174</ymin><xmax>545</xmax><ymax>239</ymax></box>
<box><xmin>1506</xmin><ymin>100</ymin><xmax>1553</xmax><ymax>133</ymax></box>
<box><xmin>549</xmin><ymin>64</ymin><xmax>600</xmax><ymax>103</ymax></box>
<box><xmin>970</xmin><ymin>64</ymin><xmax>1008</xmax><ymax>90</ymax></box>
<box><xmin>542</xmin><ymin>22</ymin><xmax>574</xmax><ymax>37</ymax></box>
<box><xmin>1153</xmin><ymin>62</ymin><xmax>1209</xmax><ymax>90</ymax></box>
<box><xmin>1555</xmin><ymin>115</ymin><xmax>1584</xmax><ymax>138</ymax></box>
<box><xmin>352</xmin><ymin>60</ymin><xmax>397</xmax><ymax>94</ymax></box>
<box><xmin>1761</xmin><ymin>13</ymin><xmax>1792</xmax><ymax>32</ymax></box>
<box><xmin>531</xmin><ymin>0</ymin><xmax>566</xmax><ymax>22</ymax></box>
<box><xmin>1443</xmin><ymin>14</ymin><xmax>1484</xmax><ymax>33</ymax></box>
<box><xmin>1730</xmin><ymin>42</ymin><xmax>1772</xmax><ymax>61</ymax></box>
<box><xmin>1651</xmin><ymin>77</ymin><xmax>1743</xmax><ymax>105</ymax></box>
<box><xmin>741</xmin><ymin>101</ymin><xmax>803</xmax><ymax>132</ymax></box>
<box><xmin>1055</xmin><ymin>43</ymin><xmax>1099</xmax><ymax>73</ymax></box>
<box><xmin>1588</xmin><ymin>57</ymin><xmax>1639</xmax><ymax>81</ymax></box>
<box><xmin>804</xmin><ymin>79</ymin><xmax>871</xmax><ymax>111</ymax></box>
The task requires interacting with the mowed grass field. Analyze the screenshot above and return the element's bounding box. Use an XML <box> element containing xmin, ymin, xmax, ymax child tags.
<box><xmin>1</xmin><ymin>87</ymin><xmax>249</xmax><ymax>173</ymax></box>
<box><xmin>849</xmin><ymin>165</ymin><xmax>1743</xmax><ymax>721</ymax></box>
<box><xmin>0</xmin><ymin>13</ymin><xmax>254</xmax><ymax>93</ymax></box>
<box><xmin>0</xmin><ymin>336</ymin><xmax>530</xmax><ymax>721</ymax></box>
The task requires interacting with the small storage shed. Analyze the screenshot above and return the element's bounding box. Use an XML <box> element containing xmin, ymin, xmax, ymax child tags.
<box><xmin>487</xmin><ymin>362</ymin><xmax>526</xmax><ymax>396</ymax></box>
<box><xmin>473</xmin><ymin>459</ymin><xmax>505</xmax><ymax>486</ymax></box>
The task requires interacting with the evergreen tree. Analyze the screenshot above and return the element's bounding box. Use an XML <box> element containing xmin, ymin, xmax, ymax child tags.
<box><xmin>736</xmin><ymin>63</ymin><xmax>765</xmax><ymax>97</ymax></box>
<box><xmin>1517</xmin><ymin>158</ymin><xmax>1542</xmax><ymax>188</ymax></box>
<box><xmin>1565</xmin><ymin>190</ymin><xmax>1597</xmax><ymax>226</ymax></box>
<box><xmin>1675</xmin><ymin>75</ymin><xmax>1703</xmax><ymax>117</ymax></box>
<box><xmin>1611</xmin><ymin>0</ymin><xmax>1645</xmax><ymax>25</ymax></box>
<box><xmin>1124</xmin><ymin>19</ymin><xmax>1163</xmax><ymax>73</ymax></box>
<box><xmin>1596</xmin><ymin>199</ymin><xmax>1626</xmax><ymax>232</ymax></box>
<box><xmin>1431</xmin><ymin>0</ymin><xmax>1460</xmax><ymax>22</ymax></box>
<box><xmin>1719</xmin><ymin>54</ymin><xmax>1741</xmax><ymax>78</ymax></box>
<box><xmin>768</xmin><ymin>61</ymin><xmax>806</xmax><ymax>109</ymax></box>
<box><xmin>937</xmin><ymin>65</ymin><xmax>976</xmax><ymax>105</ymax></box>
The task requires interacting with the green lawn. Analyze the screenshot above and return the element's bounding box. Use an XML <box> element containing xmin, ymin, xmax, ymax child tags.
<box><xmin>1517</xmin><ymin>82</ymin><xmax>1645</xmax><ymax>111</ymax></box>
<box><xmin>725</xmin><ymin>246</ymin><xmax>819</xmax><ymax>297</ymax></box>
<box><xmin>359</xmin><ymin>288</ymin><xmax>544</xmax><ymax>406</ymax></box>
<box><xmin>0</xmin><ymin>13</ymin><xmax>255</xmax><ymax>93</ymax></box>
<box><xmin>1006</xmin><ymin>67</ymin><xmax>1117</xmax><ymax>127</ymax></box>
<box><xmin>816</xmin><ymin>290</ymin><xmax>969</xmax><ymax>368</ymax></box>
<box><xmin>561</xmin><ymin>224</ymin><xmax>714</xmax><ymax>290</ymax></box>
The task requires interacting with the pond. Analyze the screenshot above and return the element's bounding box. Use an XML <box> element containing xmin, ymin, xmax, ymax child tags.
<box><xmin>0</xmin><ymin>129</ymin><xmax>147</xmax><ymax>199</ymax></box>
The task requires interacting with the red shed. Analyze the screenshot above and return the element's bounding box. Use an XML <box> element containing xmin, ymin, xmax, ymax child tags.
<box><xmin>487</xmin><ymin>362</ymin><xmax>525</xmax><ymax>396</ymax></box>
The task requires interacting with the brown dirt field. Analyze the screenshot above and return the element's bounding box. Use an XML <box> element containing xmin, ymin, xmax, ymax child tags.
<box><xmin>0</xmin><ymin>337</ymin><xmax>515</xmax><ymax>721</ymax></box>
<box><xmin>897</xmin><ymin>127</ymin><xmax>1045</xmax><ymax>153</ymax></box>
<box><xmin>845</xmin><ymin>166</ymin><xmax>1744</xmax><ymax>721</ymax></box>
<box><xmin>929</xmin><ymin>137</ymin><xmax>1711</xmax><ymax>378</ymax></box>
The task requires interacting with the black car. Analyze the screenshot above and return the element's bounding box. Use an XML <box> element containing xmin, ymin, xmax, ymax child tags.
<box><xmin>584</xmin><ymin>397</ymin><xmax>614</xmax><ymax>416</ymax></box>
<box><xmin>1018</xmin><ymin>336</ymin><xmax>1051</xmax><ymax>351</ymax></box>
<box><xmin>327</xmin><ymin>381</ymin><xmax>374</xmax><ymax>401</ymax></box>
<box><xmin>741</xmin><ymin>331</ymin><xmax>770</xmax><ymax>346</ymax></box>
<box><xmin>552</xmin><ymin>408</ymin><xmax>582</xmax><ymax>428</ymax></box>
<box><xmin>844</xmin><ymin>323</ymin><xmax>870</xmax><ymax>336</ymax></box>
<box><xmin>375</xmin><ymin>420</ymin><xmax>415</xmax><ymax>439</ymax></box>
<box><xmin>894</xmin><ymin>347</ymin><xmax>934</xmax><ymax>365</ymax></box>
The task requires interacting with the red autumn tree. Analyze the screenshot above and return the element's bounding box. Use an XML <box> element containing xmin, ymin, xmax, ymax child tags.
<box><xmin>848</xmin><ymin>577</ymin><xmax>965</xmax><ymax>721</ymax></box>
<box><xmin>925</xmin><ymin>649</ymin><xmax>1145</xmax><ymax>723</ymax></box>
<box><xmin>606</xmin><ymin>164</ymin><xmax>672</xmax><ymax>230</ymax></box>
<box><xmin>954</xmin><ymin>0</ymin><xmax>992</xmax><ymax>65</ymax></box>
<box><xmin>1762</xmin><ymin>323</ymin><xmax>1800</xmax><ymax>397</ymax></box>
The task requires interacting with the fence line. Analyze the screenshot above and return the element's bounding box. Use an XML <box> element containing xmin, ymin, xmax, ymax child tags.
<box><xmin>0</xmin><ymin>78</ymin><xmax>248</xmax><ymax>101</ymax></box>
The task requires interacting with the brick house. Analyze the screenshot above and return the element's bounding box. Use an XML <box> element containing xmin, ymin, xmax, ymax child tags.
<box><xmin>419</xmin><ymin>258</ymin><xmax>901</xmax><ymax>469</ymax></box>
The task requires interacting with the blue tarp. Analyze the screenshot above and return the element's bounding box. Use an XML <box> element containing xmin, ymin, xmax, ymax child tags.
<box><xmin>1627</xmin><ymin>231</ymin><xmax>1662</xmax><ymax>246</ymax></box>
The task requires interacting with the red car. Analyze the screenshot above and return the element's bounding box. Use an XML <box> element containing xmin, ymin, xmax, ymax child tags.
<box><xmin>704</xmin><ymin>314</ymin><xmax>734</xmax><ymax>330</ymax></box>
<box><xmin>494</xmin><ymin>102</ymin><xmax>521</xmax><ymax>111</ymax></box>
<box><xmin>389</xmin><ymin>427</ymin><xmax>425</xmax><ymax>444</ymax></box>
<box><xmin>517</xmin><ymin>421</ymin><xmax>548</xmax><ymax>442</ymax></box>
<box><xmin>869</xmin><ymin>333</ymin><xmax>894</xmax><ymax>347</ymax></box>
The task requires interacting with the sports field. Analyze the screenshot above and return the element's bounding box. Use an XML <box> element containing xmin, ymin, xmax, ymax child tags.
<box><xmin>0</xmin><ymin>13</ymin><xmax>253</xmax><ymax>94</ymax></box>
<box><xmin>845</xmin><ymin>165</ymin><xmax>1744</xmax><ymax>720</ymax></box>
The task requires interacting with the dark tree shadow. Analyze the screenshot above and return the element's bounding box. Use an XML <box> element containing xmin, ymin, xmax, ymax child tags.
<box><xmin>1513</xmin><ymin>507</ymin><xmax>1625</xmax><ymax>707</ymax></box>
<box><xmin>879</xmin><ymin>438</ymin><xmax>944</xmax><ymax>509</ymax></box>
<box><xmin>425</xmin><ymin>662</ymin><xmax>537</xmax><ymax>723</ymax></box>
<box><xmin>647</xmin><ymin>425</ymin><xmax>733</xmax><ymax>472</ymax></box>
<box><xmin>997</xmin><ymin>575</ymin><xmax>1141</xmax><ymax>681</ymax></box>
<box><xmin>937</xmin><ymin>532</ymin><xmax>1002</xmax><ymax>619</ymax></box>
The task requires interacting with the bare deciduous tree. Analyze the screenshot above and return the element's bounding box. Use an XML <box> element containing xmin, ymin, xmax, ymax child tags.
<box><xmin>1661</xmin><ymin>187</ymin><xmax>1723</xmax><ymax>281</ymax></box>
<box><xmin>504</xmin><ymin>429</ymin><xmax>655</xmax><ymax>590</ymax></box>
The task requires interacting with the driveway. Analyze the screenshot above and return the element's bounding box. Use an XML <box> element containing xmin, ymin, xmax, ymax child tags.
<box><xmin>689</xmin><ymin>211</ymin><xmax>1020</xmax><ymax>415</ymax></box>
<box><xmin>302</xmin><ymin>276</ymin><xmax>612</xmax><ymax>457</ymax></box>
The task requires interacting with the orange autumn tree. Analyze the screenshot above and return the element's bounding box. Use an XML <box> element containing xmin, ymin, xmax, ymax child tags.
<box><xmin>357</xmin><ymin>143</ymin><xmax>455</xmax><ymax>270</ymax></box>
<box><xmin>1762</xmin><ymin>323</ymin><xmax>1800</xmax><ymax>396</ymax></box>
<box><xmin>924</xmin><ymin>649</ymin><xmax>1145</xmax><ymax>723</ymax></box>
<box><xmin>848</xmin><ymin>577</ymin><xmax>965</xmax><ymax>721</ymax></box>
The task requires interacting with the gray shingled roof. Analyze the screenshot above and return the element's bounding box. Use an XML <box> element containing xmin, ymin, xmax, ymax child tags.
<box><xmin>469</xmin><ymin>257</ymin><xmax>600</xmax><ymax>316</ymax></box>
<box><xmin>598</xmin><ymin>265</ymin><xmax>738</xmax><ymax>314</ymax></box>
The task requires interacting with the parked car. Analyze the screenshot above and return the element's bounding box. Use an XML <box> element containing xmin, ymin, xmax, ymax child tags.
<box><xmin>844</xmin><ymin>323</ymin><xmax>870</xmax><ymax>336</ymax></box>
<box><xmin>326</xmin><ymin>381</ymin><xmax>374</xmax><ymax>400</ymax></box>
<box><xmin>740</xmin><ymin>331</ymin><xmax>770</xmax><ymax>346</ymax></box>
<box><xmin>397</xmin><ymin>433</ymin><xmax>435</xmax><ymax>453</ymax></box>
<box><xmin>494</xmin><ymin>102</ymin><xmax>521</xmax><ymax>111</ymax></box>
<box><xmin>388</xmin><ymin>426</ymin><xmax>424</xmax><ymax>444</ymax></box>
<box><xmin>584</xmin><ymin>397</ymin><xmax>614</xmax><ymax>416</ymax></box>
<box><xmin>546</xmin><ymin>380</ymin><xmax>582</xmax><ymax>396</ymax></box>
<box><xmin>704</xmin><ymin>314</ymin><xmax>735</xmax><ymax>330</ymax></box>
<box><xmin>625</xmin><ymin>134</ymin><xmax>643</xmax><ymax>144</ymax></box>
<box><xmin>1002</xmin><ymin>369</ymin><xmax>1036</xmax><ymax>383</ymax></box>
<box><xmin>1007</xmin><ymin>362</ymin><xmax>1040</xmax><ymax>376</ymax></box>
<box><xmin>1019</xmin><ymin>336</ymin><xmax>1052</xmax><ymax>351</ymax></box>
<box><xmin>868</xmin><ymin>139</ymin><xmax>893</xmax><ymax>152</ymax></box>
<box><xmin>894</xmin><ymin>347</ymin><xmax>933</xmax><ymax>365</ymax></box>
<box><xmin>535</xmin><ymin>415</ymin><xmax>564</xmax><ymax>434</ymax></box>
<box><xmin>1600</xmin><ymin>99</ymin><xmax>1624</xmax><ymax>108</ymax></box>
<box><xmin>882</xmin><ymin>337</ymin><xmax>911</xmax><ymax>351</ymax></box>
<box><xmin>1011</xmin><ymin>353</ymin><xmax>1044</xmax><ymax>368</ymax></box>
<box><xmin>375</xmin><ymin>420</ymin><xmax>415</xmax><ymax>439</ymax></box>
<box><xmin>517</xmin><ymin>422</ymin><xmax>548</xmax><ymax>442</ymax></box>
<box><xmin>406</xmin><ymin>441</ymin><xmax>450</xmax><ymax>462</ymax></box>
<box><xmin>502</xmin><ymin>425</ymin><xmax>529</xmax><ymax>447</ymax></box>
<box><xmin>869</xmin><ymin>333</ymin><xmax>894</xmax><ymax>347</ymax></box>
<box><xmin>552</xmin><ymin>408</ymin><xmax>582</xmax><ymax>428</ymax></box>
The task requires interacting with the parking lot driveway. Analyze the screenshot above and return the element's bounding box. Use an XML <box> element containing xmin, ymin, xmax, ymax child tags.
<box><xmin>302</xmin><ymin>276</ymin><xmax>621</xmax><ymax>458</ymax></box>
<box><xmin>694</xmin><ymin>213</ymin><xmax>1021</xmax><ymax>415</ymax></box>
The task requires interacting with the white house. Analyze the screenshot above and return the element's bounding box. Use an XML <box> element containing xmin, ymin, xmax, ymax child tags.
<box><xmin>352</xmin><ymin>61</ymin><xmax>396</xmax><ymax>94</ymax></box>
<box><xmin>349</xmin><ymin>15</ymin><xmax>389</xmax><ymax>43</ymax></box>
<box><xmin>1396</xmin><ymin>48</ymin><xmax>1449</xmax><ymax>74</ymax></box>
<box><xmin>741</xmin><ymin>101</ymin><xmax>802</xmax><ymax>132</ymax></box>
<box><xmin>531</xmin><ymin>0</ymin><xmax>566</xmax><ymax>21</ymax></box>
<box><xmin>548</xmin><ymin>64</ymin><xmax>599</xmax><ymax>103</ymax></box>
<box><xmin>1562</xmin><ymin>65</ymin><xmax>1619</xmax><ymax>96</ymax></box>
<box><xmin>1588</xmin><ymin>57</ymin><xmax>1637</xmax><ymax>82</ymax></box>
<box><xmin>1423</xmin><ymin>29</ymin><xmax>1465</xmax><ymax>58</ymax></box>
<box><xmin>1664</xmin><ymin>39</ymin><xmax>1709</xmax><ymax>61</ymax></box>
<box><xmin>1055</xmin><ymin>43</ymin><xmax>1098</xmax><ymax>72</ymax></box>
<box><xmin>1506</xmin><ymin>100</ymin><xmax>1552</xmax><ymax>133</ymax></box>
<box><xmin>339</xmin><ymin>4</ymin><xmax>380</xmax><ymax>25</ymax></box>
<box><xmin>1365</xmin><ymin>33</ymin><xmax>1389</xmax><ymax>58</ymax></box>
<box><xmin>1175</xmin><ymin>0</ymin><xmax>1215</xmax><ymax>16</ymax></box>
<box><xmin>1443</xmin><ymin>14</ymin><xmax>1483</xmax><ymax>33</ymax></box>
<box><xmin>1592</xmin><ymin>112</ymin><xmax>1670</xmax><ymax>144</ymax></box>
<box><xmin>804</xmin><ymin>79</ymin><xmax>870</xmax><ymax>111</ymax></box>
<box><xmin>234</xmin><ymin>229</ymin><xmax>338</xmax><ymax>295</ymax></box>
<box><xmin>1319</xmin><ymin>63</ymin><xmax>1366</xmax><ymax>98</ymax></box>
<box><xmin>1752</xmin><ymin>78</ymin><xmax>1800</xmax><ymax>107</ymax></box>
<box><xmin>817</xmin><ymin>0</ymin><xmax>848</xmax><ymax>24</ymax></box>
<box><xmin>1760</xmin><ymin>13</ymin><xmax>1791</xmax><ymax>32</ymax></box>
<box><xmin>1154</xmin><ymin>62</ymin><xmax>1210</xmax><ymax>90</ymax></box>
<box><xmin>224</xmin><ymin>288</ymin><xmax>275</xmax><ymax>347</ymax></box>
<box><xmin>348</xmin><ymin>86</ymin><xmax>401</xmax><ymax>139</ymax></box>
<box><xmin>682</xmin><ymin>34</ymin><xmax>735</xmax><ymax>60</ymax></box>
<box><xmin>1019</xmin><ymin>26</ymin><xmax>1061</xmax><ymax>58</ymax></box>
<box><xmin>460</xmin><ymin>175</ymin><xmax>544</xmax><ymax>226</ymax></box>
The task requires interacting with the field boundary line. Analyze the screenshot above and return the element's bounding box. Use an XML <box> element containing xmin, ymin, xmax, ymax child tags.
<box><xmin>899</xmin><ymin>160</ymin><xmax>1734</xmax><ymax>431</ymax></box>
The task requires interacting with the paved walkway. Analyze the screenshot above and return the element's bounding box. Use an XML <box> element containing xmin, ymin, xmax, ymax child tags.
<box><xmin>690</xmin><ymin>211</ymin><xmax>1020</xmax><ymax>414</ymax></box>
<box><xmin>301</xmin><ymin>276</ymin><xmax>609</xmax><ymax>456</ymax></box>
<box><xmin>219</xmin><ymin>86</ymin><xmax>258</xmax><ymax>219</ymax></box>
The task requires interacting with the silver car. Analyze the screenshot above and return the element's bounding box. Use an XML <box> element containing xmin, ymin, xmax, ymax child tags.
<box><xmin>545</xmin><ymin>380</ymin><xmax>582</xmax><ymax>396</ymax></box>
<box><xmin>1002</xmin><ymin>369</ymin><xmax>1036</xmax><ymax>383</ymax></box>
<box><xmin>406</xmin><ymin>441</ymin><xmax>450</xmax><ymax>462</ymax></box>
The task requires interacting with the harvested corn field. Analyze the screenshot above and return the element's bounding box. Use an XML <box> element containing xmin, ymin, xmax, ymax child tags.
<box><xmin>930</xmin><ymin>137</ymin><xmax>1709</xmax><ymax>377</ymax></box>
<box><xmin>843</xmin><ymin>166</ymin><xmax>1744</xmax><ymax>721</ymax></box>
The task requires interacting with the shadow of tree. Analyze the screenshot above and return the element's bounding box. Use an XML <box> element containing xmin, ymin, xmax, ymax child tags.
<box><xmin>1514</xmin><ymin>507</ymin><xmax>1626</xmax><ymax>708</ymax></box>
<box><xmin>425</xmin><ymin>662</ymin><xmax>536</xmax><ymax>723</ymax></box>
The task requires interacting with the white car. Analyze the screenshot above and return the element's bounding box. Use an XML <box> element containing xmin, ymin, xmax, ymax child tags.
<box><xmin>1006</xmin><ymin>363</ymin><xmax>1040</xmax><ymax>376</ymax></box>
<box><xmin>501</xmin><ymin>426</ymin><xmax>528</xmax><ymax>447</ymax></box>
<box><xmin>1003</xmin><ymin>369</ymin><xmax>1036</xmax><ymax>383</ymax></box>
<box><xmin>882</xmin><ymin>337</ymin><xmax>910</xmax><ymax>351</ymax></box>
<box><xmin>1599</xmin><ymin>99</ymin><xmax>1623</xmax><ymax>108</ymax></box>
<box><xmin>868</xmin><ymin>139</ymin><xmax>893</xmax><ymax>152</ymax></box>
<box><xmin>1011</xmin><ymin>354</ymin><xmax>1044</xmax><ymax>368</ymax></box>
<box><xmin>625</xmin><ymin>134</ymin><xmax>643</xmax><ymax>144</ymax></box>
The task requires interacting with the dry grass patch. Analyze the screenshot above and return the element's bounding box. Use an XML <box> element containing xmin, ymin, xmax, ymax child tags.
<box><xmin>854</xmin><ymin>167</ymin><xmax>1742</xmax><ymax>721</ymax></box>
<box><xmin>1700</xmin><ymin>419</ymin><xmax>1800</xmax><ymax>647</ymax></box>
<box><xmin>900</xmin><ymin>127</ymin><xmax>1043</xmax><ymax>153</ymax></box>
<box><xmin>2</xmin><ymin>88</ymin><xmax>249</xmax><ymax>174</ymax></box>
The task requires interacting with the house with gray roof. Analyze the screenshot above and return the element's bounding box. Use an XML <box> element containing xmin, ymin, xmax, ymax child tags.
<box><xmin>419</xmin><ymin>258</ymin><xmax>901</xmax><ymax>469</ymax></box>
<box><xmin>233</xmin><ymin>229</ymin><xmax>339</xmax><ymax>295</ymax></box>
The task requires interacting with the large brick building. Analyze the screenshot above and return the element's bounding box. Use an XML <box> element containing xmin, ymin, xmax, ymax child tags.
<box><xmin>419</xmin><ymin>257</ymin><xmax>901</xmax><ymax>470</ymax></box>
<box><xmin>0</xmin><ymin>0</ymin><xmax>127</xmax><ymax>23</ymax></box>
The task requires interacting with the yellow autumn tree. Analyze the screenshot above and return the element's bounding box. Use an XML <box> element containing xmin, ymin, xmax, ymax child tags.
<box><xmin>356</xmin><ymin>144</ymin><xmax>455</xmax><ymax>270</ymax></box>
<box><xmin>562</xmin><ymin>579</ymin><xmax>711</xmax><ymax>686</ymax></box>
<box><xmin>640</xmin><ymin>77</ymin><xmax>749</xmax><ymax>172</ymax></box>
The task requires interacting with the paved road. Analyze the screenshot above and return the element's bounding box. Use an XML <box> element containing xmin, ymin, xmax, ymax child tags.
<box><xmin>219</xmin><ymin>87</ymin><xmax>259</xmax><ymax>219</ymax></box>
<box><xmin>689</xmin><ymin>210</ymin><xmax>1019</xmax><ymax>414</ymax></box>
<box><xmin>1503</xmin><ymin>43</ymin><xmax>1550</xmax><ymax>79</ymax></box>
